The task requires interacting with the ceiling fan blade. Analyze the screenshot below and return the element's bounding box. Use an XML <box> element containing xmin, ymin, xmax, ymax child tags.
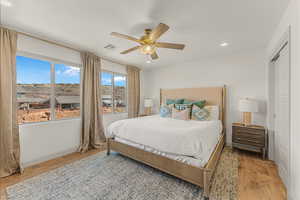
<box><xmin>151</xmin><ymin>52</ymin><xmax>159</xmax><ymax>60</ymax></box>
<box><xmin>149</xmin><ymin>23</ymin><xmax>169</xmax><ymax>41</ymax></box>
<box><xmin>111</xmin><ymin>32</ymin><xmax>141</xmax><ymax>43</ymax></box>
<box><xmin>155</xmin><ymin>42</ymin><xmax>185</xmax><ymax>50</ymax></box>
<box><xmin>120</xmin><ymin>46</ymin><xmax>141</xmax><ymax>54</ymax></box>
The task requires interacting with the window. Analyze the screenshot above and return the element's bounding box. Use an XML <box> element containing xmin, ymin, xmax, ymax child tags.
<box><xmin>55</xmin><ymin>64</ymin><xmax>81</xmax><ymax>119</ymax></box>
<box><xmin>114</xmin><ymin>74</ymin><xmax>127</xmax><ymax>113</ymax></box>
<box><xmin>16</xmin><ymin>55</ymin><xmax>81</xmax><ymax>124</ymax></box>
<box><xmin>101</xmin><ymin>71</ymin><xmax>127</xmax><ymax>114</ymax></box>
<box><xmin>101</xmin><ymin>72</ymin><xmax>113</xmax><ymax>113</ymax></box>
<box><xmin>17</xmin><ymin>56</ymin><xmax>52</xmax><ymax>124</ymax></box>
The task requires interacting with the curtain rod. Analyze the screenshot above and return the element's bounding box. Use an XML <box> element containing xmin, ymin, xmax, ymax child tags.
<box><xmin>1</xmin><ymin>25</ymin><xmax>132</xmax><ymax>67</ymax></box>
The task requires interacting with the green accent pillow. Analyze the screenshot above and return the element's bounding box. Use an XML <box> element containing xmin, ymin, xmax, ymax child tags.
<box><xmin>166</xmin><ymin>98</ymin><xmax>184</xmax><ymax>105</ymax></box>
<box><xmin>182</xmin><ymin>99</ymin><xmax>206</xmax><ymax>108</ymax></box>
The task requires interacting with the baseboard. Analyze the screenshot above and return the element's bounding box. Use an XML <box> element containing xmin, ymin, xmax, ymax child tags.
<box><xmin>21</xmin><ymin>147</ymin><xmax>78</xmax><ymax>168</ymax></box>
<box><xmin>288</xmin><ymin>183</ymin><xmax>297</xmax><ymax>200</ymax></box>
<box><xmin>288</xmin><ymin>193</ymin><xmax>295</xmax><ymax>200</ymax></box>
<box><xmin>226</xmin><ymin>141</ymin><xmax>232</xmax><ymax>146</ymax></box>
<box><xmin>268</xmin><ymin>129</ymin><xmax>275</xmax><ymax>160</ymax></box>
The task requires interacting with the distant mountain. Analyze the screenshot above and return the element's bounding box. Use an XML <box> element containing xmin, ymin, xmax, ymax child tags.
<box><xmin>17</xmin><ymin>84</ymin><xmax>125</xmax><ymax>99</ymax></box>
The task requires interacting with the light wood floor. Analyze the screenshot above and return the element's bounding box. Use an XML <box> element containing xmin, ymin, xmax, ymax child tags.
<box><xmin>0</xmin><ymin>147</ymin><xmax>286</xmax><ymax>200</ymax></box>
<box><xmin>238</xmin><ymin>150</ymin><xmax>287</xmax><ymax>200</ymax></box>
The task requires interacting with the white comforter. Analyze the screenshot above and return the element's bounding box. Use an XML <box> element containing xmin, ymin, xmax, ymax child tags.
<box><xmin>107</xmin><ymin>115</ymin><xmax>223</xmax><ymax>160</ymax></box>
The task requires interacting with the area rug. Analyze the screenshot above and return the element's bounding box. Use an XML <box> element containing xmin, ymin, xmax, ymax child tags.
<box><xmin>6</xmin><ymin>147</ymin><xmax>238</xmax><ymax>200</ymax></box>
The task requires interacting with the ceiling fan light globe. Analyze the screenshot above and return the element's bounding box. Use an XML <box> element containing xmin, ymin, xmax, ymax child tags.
<box><xmin>141</xmin><ymin>45</ymin><xmax>156</xmax><ymax>55</ymax></box>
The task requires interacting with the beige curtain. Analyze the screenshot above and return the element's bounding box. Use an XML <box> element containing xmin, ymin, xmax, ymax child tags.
<box><xmin>0</xmin><ymin>28</ymin><xmax>21</xmax><ymax>178</ymax></box>
<box><xmin>79</xmin><ymin>52</ymin><xmax>106</xmax><ymax>153</ymax></box>
<box><xmin>127</xmin><ymin>65</ymin><xmax>141</xmax><ymax>118</ymax></box>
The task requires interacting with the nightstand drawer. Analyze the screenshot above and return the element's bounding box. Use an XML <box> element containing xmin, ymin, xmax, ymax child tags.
<box><xmin>232</xmin><ymin>142</ymin><xmax>262</xmax><ymax>153</ymax></box>
<box><xmin>233</xmin><ymin>130</ymin><xmax>265</xmax><ymax>140</ymax></box>
<box><xmin>233</xmin><ymin>137</ymin><xmax>265</xmax><ymax>147</ymax></box>
<box><xmin>233</xmin><ymin>126</ymin><xmax>265</xmax><ymax>136</ymax></box>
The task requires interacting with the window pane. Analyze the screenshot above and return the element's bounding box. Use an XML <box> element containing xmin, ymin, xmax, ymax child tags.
<box><xmin>114</xmin><ymin>74</ymin><xmax>126</xmax><ymax>113</ymax></box>
<box><xmin>55</xmin><ymin>64</ymin><xmax>80</xmax><ymax>119</ymax></box>
<box><xmin>101</xmin><ymin>72</ymin><xmax>113</xmax><ymax>113</ymax></box>
<box><xmin>16</xmin><ymin>56</ymin><xmax>51</xmax><ymax>124</ymax></box>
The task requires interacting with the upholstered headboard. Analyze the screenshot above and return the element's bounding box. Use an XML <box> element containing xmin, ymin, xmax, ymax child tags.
<box><xmin>160</xmin><ymin>86</ymin><xmax>227</xmax><ymax>127</ymax></box>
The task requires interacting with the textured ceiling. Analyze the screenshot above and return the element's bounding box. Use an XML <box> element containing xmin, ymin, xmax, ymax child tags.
<box><xmin>1</xmin><ymin>0</ymin><xmax>290</xmax><ymax>68</ymax></box>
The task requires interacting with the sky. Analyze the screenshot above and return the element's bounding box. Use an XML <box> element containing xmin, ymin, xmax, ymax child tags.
<box><xmin>17</xmin><ymin>56</ymin><xmax>51</xmax><ymax>84</ymax></box>
<box><xmin>101</xmin><ymin>71</ymin><xmax>126</xmax><ymax>87</ymax></box>
<box><xmin>16</xmin><ymin>56</ymin><xmax>126</xmax><ymax>86</ymax></box>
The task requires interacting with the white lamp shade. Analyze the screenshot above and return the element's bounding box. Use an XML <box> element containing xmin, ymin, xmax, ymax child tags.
<box><xmin>239</xmin><ymin>99</ymin><xmax>258</xmax><ymax>112</ymax></box>
<box><xmin>144</xmin><ymin>98</ymin><xmax>153</xmax><ymax>107</ymax></box>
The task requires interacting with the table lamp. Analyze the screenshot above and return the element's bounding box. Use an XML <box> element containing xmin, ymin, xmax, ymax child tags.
<box><xmin>239</xmin><ymin>98</ymin><xmax>258</xmax><ymax>126</ymax></box>
<box><xmin>144</xmin><ymin>98</ymin><xmax>153</xmax><ymax>115</ymax></box>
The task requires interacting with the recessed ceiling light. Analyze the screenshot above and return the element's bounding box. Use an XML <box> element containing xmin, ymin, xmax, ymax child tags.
<box><xmin>146</xmin><ymin>60</ymin><xmax>151</xmax><ymax>64</ymax></box>
<box><xmin>0</xmin><ymin>0</ymin><xmax>12</xmax><ymax>7</ymax></box>
<box><xmin>220</xmin><ymin>42</ymin><xmax>229</xmax><ymax>47</ymax></box>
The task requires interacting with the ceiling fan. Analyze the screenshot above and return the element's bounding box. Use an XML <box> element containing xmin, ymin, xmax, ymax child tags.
<box><xmin>110</xmin><ymin>23</ymin><xmax>185</xmax><ymax>60</ymax></box>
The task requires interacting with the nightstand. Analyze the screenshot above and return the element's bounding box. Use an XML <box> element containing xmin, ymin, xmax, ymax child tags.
<box><xmin>232</xmin><ymin>123</ymin><xmax>268</xmax><ymax>159</ymax></box>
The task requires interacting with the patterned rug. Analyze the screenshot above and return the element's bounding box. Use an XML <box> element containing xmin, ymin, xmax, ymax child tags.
<box><xmin>6</xmin><ymin>147</ymin><xmax>238</xmax><ymax>200</ymax></box>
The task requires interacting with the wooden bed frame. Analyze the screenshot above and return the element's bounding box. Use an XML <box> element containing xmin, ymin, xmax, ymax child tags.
<box><xmin>107</xmin><ymin>86</ymin><xmax>226</xmax><ymax>200</ymax></box>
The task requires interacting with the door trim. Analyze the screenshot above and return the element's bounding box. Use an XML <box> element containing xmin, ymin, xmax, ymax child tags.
<box><xmin>267</xmin><ymin>26</ymin><xmax>291</xmax><ymax>193</ymax></box>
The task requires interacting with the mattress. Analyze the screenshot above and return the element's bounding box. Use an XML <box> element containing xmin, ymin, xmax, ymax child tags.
<box><xmin>114</xmin><ymin>136</ymin><xmax>212</xmax><ymax>168</ymax></box>
<box><xmin>107</xmin><ymin>115</ymin><xmax>223</xmax><ymax>167</ymax></box>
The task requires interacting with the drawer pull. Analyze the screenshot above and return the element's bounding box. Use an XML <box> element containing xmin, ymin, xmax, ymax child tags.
<box><xmin>237</xmin><ymin>130</ymin><xmax>264</xmax><ymax>135</ymax></box>
<box><xmin>235</xmin><ymin>137</ymin><xmax>263</xmax><ymax>142</ymax></box>
<box><xmin>234</xmin><ymin>139</ymin><xmax>264</xmax><ymax>146</ymax></box>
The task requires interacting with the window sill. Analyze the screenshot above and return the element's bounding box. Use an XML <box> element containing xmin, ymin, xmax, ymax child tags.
<box><xmin>103</xmin><ymin>112</ymin><xmax>128</xmax><ymax>116</ymax></box>
<box><xmin>18</xmin><ymin>113</ymin><xmax>128</xmax><ymax>127</ymax></box>
<box><xmin>19</xmin><ymin>117</ymin><xmax>81</xmax><ymax>127</ymax></box>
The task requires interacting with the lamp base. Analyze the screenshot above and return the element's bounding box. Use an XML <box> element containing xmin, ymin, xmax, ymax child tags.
<box><xmin>242</xmin><ymin>112</ymin><xmax>252</xmax><ymax>126</ymax></box>
<box><xmin>144</xmin><ymin>107</ymin><xmax>152</xmax><ymax>116</ymax></box>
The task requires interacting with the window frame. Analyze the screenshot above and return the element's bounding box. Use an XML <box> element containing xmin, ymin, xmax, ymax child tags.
<box><xmin>101</xmin><ymin>69</ymin><xmax>128</xmax><ymax>115</ymax></box>
<box><xmin>16</xmin><ymin>51</ymin><xmax>82</xmax><ymax>125</ymax></box>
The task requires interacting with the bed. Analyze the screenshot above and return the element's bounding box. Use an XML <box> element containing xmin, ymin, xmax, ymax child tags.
<box><xmin>107</xmin><ymin>86</ymin><xmax>226</xmax><ymax>200</ymax></box>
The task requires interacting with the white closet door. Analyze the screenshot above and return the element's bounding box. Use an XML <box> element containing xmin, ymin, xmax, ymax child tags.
<box><xmin>274</xmin><ymin>45</ymin><xmax>290</xmax><ymax>187</ymax></box>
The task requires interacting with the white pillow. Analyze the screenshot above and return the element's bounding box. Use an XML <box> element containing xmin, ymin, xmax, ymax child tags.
<box><xmin>204</xmin><ymin>105</ymin><xmax>219</xmax><ymax>120</ymax></box>
<box><xmin>171</xmin><ymin>107</ymin><xmax>191</xmax><ymax>120</ymax></box>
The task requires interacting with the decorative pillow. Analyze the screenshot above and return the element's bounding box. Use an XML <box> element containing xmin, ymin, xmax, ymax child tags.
<box><xmin>183</xmin><ymin>99</ymin><xmax>206</xmax><ymax>108</ymax></box>
<box><xmin>160</xmin><ymin>104</ymin><xmax>174</xmax><ymax>118</ymax></box>
<box><xmin>191</xmin><ymin>105</ymin><xmax>219</xmax><ymax>121</ymax></box>
<box><xmin>174</xmin><ymin>103</ymin><xmax>192</xmax><ymax>111</ymax></box>
<box><xmin>191</xmin><ymin>106</ymin><xmax>210</xmax><ymax>121</ymax></box>
<box><xmin>166</xmin><ymin>98</ymin><xmax>184</xmax><ymax>105</ymax></box>
<box><xmin>204</xmin><ymin>105</ymin><xmax>219</xmax><ymax>120</ymax></box>
<box><xmin>171</xmin><ymin>107</ymin><xmax>191</xmax><ymax>120</ymax></box>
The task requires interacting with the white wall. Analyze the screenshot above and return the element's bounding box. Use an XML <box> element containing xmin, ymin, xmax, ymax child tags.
<box><xmin>267</xmin><ymin>0</ymin><xmax>300</xmax><ymax>199</ymax></box>
<box><xmin>19</xmin><ymin>113</ymin><xmax>128</xmax><ymax>167</ymax></box>
<box><xmin>101</xmin><ymin>59</ymin><xmax>127</xmax><ymax>74</ymax></box>
<box><xmin>20</xmin><ymin>119</ymin><xmax>81</xmax><ymax>167</ymax></box>
<box><xmin>142</xmin><ymin>49</ymin><xmax>267</xmax><ymax>144</ymax></box>
<box><xmin>18</xmin><ymin>34</ymin><xmax>82</xmax><ymax>66</ymax></box>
